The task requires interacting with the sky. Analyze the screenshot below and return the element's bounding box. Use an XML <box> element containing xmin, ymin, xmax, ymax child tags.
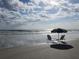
<box><xmin>0</xmin><ymin>0</ymin><xmax>79</xmax><ymax>30</ymax></box>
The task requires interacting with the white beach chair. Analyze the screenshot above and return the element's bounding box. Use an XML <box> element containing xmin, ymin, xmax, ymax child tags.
<box><xmin>59</xmin><ymin>35</ymin><xmax>67</xmax><ymax>44</ymax></box>
<box><xmin>47</xmin><ymin>35</ymin><xmax>66</xmax><ymax>44</ymax></box>
<box><xmin>47</xmin><ymin>35</ymin><xmax>57</xmax><ymax>44</ymax></box>
<box><xmin>60</xmin><ymin>35</ymin><xmax>65</xmax><ymax>40</ymax></box>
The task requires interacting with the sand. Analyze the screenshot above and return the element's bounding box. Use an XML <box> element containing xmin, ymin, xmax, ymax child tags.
<box><xmin>0</xmin><ymin>39</ymin><xmax>79</xmax><ymax>59</ymax></box>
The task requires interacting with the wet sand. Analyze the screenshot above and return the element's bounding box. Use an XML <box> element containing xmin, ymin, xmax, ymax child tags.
<box><xmin>0</xmin><ymin>39</ymin><xmax>79</xmax><ymax>59</ymax></box>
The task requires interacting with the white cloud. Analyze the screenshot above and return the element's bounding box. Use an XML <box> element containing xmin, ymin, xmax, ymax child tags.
<box><xmin>0</xmin><ymin>0</ymin><xmax>79</xmax><ymax>29</ymax></box>
<box><xmin>50</xmin><ymin>20</ymin><xmax>79</xmax><ymax>29</ymax></box>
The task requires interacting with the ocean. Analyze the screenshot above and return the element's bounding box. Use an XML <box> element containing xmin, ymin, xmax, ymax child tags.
<box><xmin>0</xmin><ymin>30</ymin><xmax>79</xmax><ymax>48</ymax></box>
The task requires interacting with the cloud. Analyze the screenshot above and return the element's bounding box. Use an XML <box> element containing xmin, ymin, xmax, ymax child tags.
<box><xmin>52</xmin><ymin>20</ymin><xmax>79</xmax><ymax>29</ymax></box>
<box><xmin>69</xmin><ymin>0</ymin><xmax>79</xmax><ymax>4</ymax></box>
<box><xmin>0</xmin><ymin>0</ymin><xmax>79</xmax><ymax>29</ymax></box>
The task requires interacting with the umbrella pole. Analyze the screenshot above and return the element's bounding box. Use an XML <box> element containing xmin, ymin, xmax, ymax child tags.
<box><xmin>58</xmin><ymin>33</ymin><xmax>59</xmax><ymax>40</ymax></box>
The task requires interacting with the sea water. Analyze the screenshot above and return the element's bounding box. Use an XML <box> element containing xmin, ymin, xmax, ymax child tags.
<box><xmin>0</xmin><ymin>30</ymin><xmax>79</xmax><ymax>48</ymax></box>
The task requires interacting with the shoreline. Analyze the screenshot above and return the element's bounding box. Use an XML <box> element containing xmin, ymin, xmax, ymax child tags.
<box><xmin>0</xmin><ymin>39</ymin><xmax>79</xmax><ymax>59</ymax></box>
<box><xmin>0</xmin><ymin>38</ymin><xmax>78</xmax><ymax>49</ymax></box>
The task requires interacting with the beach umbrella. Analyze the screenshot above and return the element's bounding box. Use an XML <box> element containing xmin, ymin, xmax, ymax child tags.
<box><xmin>51</xmin><ymin>28</ymin><xmax>67</xmax><ymax>40</ymax></box>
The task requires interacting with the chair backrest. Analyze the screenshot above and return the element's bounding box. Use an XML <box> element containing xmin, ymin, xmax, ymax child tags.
<box><xmin>47</xmin><ymin>35</ymin><xmax>52</xmax><ymax>41</ymax></box>
<box><xmin>60</xmin><ymin>35</ymin><xmax>65</xmax><ymax>40</ymax></box>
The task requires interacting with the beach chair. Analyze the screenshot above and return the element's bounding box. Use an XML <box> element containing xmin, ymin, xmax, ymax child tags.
<box><xmin>59</xmin><ymin>35</ymin><xmax>67</xmax><ymax>44</ymax></box>
<box><xmin>47</xmin><ymin>35</ymin><xmax>66</xmax><ymax>44</ymax></box>
<box><xmin>47</xmin><ymin>35</ymin><xmax>53</xmax><ymax>44</ymax></box>
<box><xmin>60</xmin><ymin>35</ymin><xmax>65</xmax><ymax>40</ymax></box>
<box><xmin>47</xmin><ymin>35</ymin><xmax>52</xmax><ymax>41</ymax></box>
<box><xmin>47</xmin><ymin>35</ymin><xmax>57</xmax><ymax>44</ymax></box>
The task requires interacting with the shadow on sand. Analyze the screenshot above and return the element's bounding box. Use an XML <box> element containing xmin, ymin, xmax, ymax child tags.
<box><xmin>50</xmin><ymin>44</ymin><xmax>74</xmax><ymax>50</ymax></box>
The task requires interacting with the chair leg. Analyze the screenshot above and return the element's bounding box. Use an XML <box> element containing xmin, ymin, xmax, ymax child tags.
<box><xmin>61</xmin><ymin>41</ymin><xmax>67</xmax><ymax>44</ymax></box>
